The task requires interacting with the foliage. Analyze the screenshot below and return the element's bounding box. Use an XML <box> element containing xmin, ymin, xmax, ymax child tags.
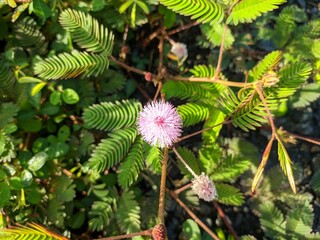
<box><xmin>0</xmin><ymin>0</ymin><xmax>319</xmax><ymax>239</ymax></box>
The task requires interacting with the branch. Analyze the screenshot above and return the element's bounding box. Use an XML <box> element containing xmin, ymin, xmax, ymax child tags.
<box><xmin>168</xmin><ymin>21</ymin><xmax>200</xmax><ymax>35</ymax></box>
<box><xmin>168</xmin><ymin>190</ymin><xmax>220</xmax><ymax>240</ymax></box>
<box><xmin>97</xmin><ymin>229</ymin><xmax>152</xmax><ymax>240</ymax></box>
<box><xmin>158</xmin><ymin>147</ymin><xmax>169</xmax><ymax>224</ymax></box>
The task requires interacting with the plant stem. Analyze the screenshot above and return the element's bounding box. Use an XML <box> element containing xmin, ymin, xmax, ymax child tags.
<box><xmin>168</xmin><ymin>190</ymin><xmax>220</xmax><ymax>240</ymax></box>
<box><xmin>110</xmin><ymin>56</ymin><xmax>153</xmax><ymax>77</ymax></box>
<box><xmin>174</xmin><ymin>183</ymin><xmax>192</xmax><ymax>195</ymax></box>
<box><xmin>169</xmin><ymin>74</ymin><xmax>253</xmax><ymax>88</ymax></box>
<box><xmin>283</xmin><ymin>130</ymin><xmax>320</xmax><ymax>146</ymax></box>
<box><xmin>172</xmin><ymin>147</ymin><xmax>197</xmax><ymax>178</ymax></box>
<box><xmin>214</xmin><ymin>25</ymin><xmax>227</xmax><ymax>80</ymax></box>
<box><xmin>158</xmin><ymin>147</ymin><xmax>169</xmax><ymax>224</ymax></box>
<box><xmin>176</xmin><ymin>120</ymin><xmax>231</xmax><ymax>143</ymax></box>
<box><xmin>168</xmin><ymin>21</ymin><xmax>200</xmax><ymax>35</ymax></box>
<box><xmin>97</xmin><ymin>229</ymin><xmax>152</xmax><ymax>240</ymax></box>
<box><xmin>212</xmin><ymin>201</ymin><xmax>239</xmax><ymax>240</ymax></box>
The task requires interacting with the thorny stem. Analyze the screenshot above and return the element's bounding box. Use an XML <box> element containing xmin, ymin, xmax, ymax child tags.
<box><xmin>154</xmin><ymin>81</ymin><xmax>162</xmax><ymax>101</ymax></box>
<box><xmin>214</xmin><ymin>25</ymin><xmax>228</xmax><ymax>80</ymax></box>
<box><xmin>168</xmin><ymin>190</ymin><xmax>220</xmax><ymax>240</ymax></box>
<box><xmin>97</xmin><ymin>229</ymin><xmax>152</xmax><ymax>240</ymax></box>
<box><xmin>158</xmin><ymin>147</ymin><xmax>169</xmax><ymax>224</ymax></box>
<box><xmin>168</xmin><ymin>21</ymin><xmax>200</xmax><ymax>35</ymax></box>
<box><xmin>212</xmin><ymin>201</ymin><xmax>239</xmax><ymax>240</ymax></box>
<box><xmin>172</xmin><ymin>147</ymin><xmax>197</xmax><ymax>178</ymax></box>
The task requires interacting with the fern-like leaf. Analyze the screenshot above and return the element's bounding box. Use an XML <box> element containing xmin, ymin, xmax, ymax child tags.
<box><xmin>201</xmin><ymin>23</ymin><xmax>234</xmax><ymax>49</ymax></box>
<box><xmin>289</xmin><ymin>83</ymin><xmax>320</xmax><ymax>108</ymax></box>
<box><xmin>89</xmin><ymin>199</ymin><xmax>115</xmax><ymax>231</ymax></box>
<box><xmin>177</xmin><ymin>102</ymin><xmax>210</xmax><ymax>127</ymax></box>
<box><xmin>86</xmin><ymin>127</ymin><xmax>138</xmax><ymax>172</ymax></box>
<box><xmin>215</xmin><ymin>183</ymin><xmax>244</xmax><ymax>206</ymax></box>
<box><xmin>159</xmin><ymin>0</ymin><xmax>224</xmax><ymax>25</ymax></box>
<box><xmin>14</xmin><ymin>17</ymin><xmax>47</xmax><ymax>56</ymax></box>
<box><xmin>83</xmin><ymin>99</ymin><xmax>142</xmax><ymax>131</ymax></box>
<box><xmin>0</xmin><ymin>60</ymin><xmax>16</xmax><ymax>101</ymax></box>
<box><xmin>258</xmin><ymin>202</ymin><xmax>286</xmax><ymax>238</ymax></box>
<box><xmin>34</xmin><ymin>50</ymin><xmax>109</xmax><ymax>80</ymax></box>
<box><xmin>176</xmin><ymin>147</ymin><xmax>201</xmax><ymax>179</ymax></box>
<box><xmin>210</xmin><ymin>155</ymin><xmax>251</xmax><ymax>182</ymax></box>
<box><xmin>116</xmin><ymin>190</ymin><xmax>141</xmax><ymax>233</ymax></box>
<box><xmin>118</xmin><ymin>138</ymin><xmax>144</xmax><ymax>189</ymax></box>
<box><xmin>143</xmin><ymin>143</ymin><xmax>162</xmax><ymax>174</ymax></box>
<box><xmin>249</xmin><ymin>51</ymin><xmax>282</xmax><ymax>82</ymax></box>
<box><xmin>0</xmin><ymin>222</ymin><xmax>67</xmax><ymax>240</ymax></box>
<box><xmin>59</xmin><ymin>8</ymin><xmax>114</xmax><ymax>56</ymax></box>
<box><xmin>227</xmin><ymin>0</ymin><xmax>287</xmax><ymax>25</ymax></box>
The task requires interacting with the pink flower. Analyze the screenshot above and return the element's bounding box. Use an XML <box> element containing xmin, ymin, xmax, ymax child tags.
<box><xmin>137</xmin><ymin>101</ymin><xmax>183</xmax><ymax>148</ymax></box>
<box><xmin>192</xmin><ymin>173</ymin><xmax>218</xmax><ymax>201</ymax></box>
<box><xmin>171</xmin><ymin>42</ymin><xmax>188</xmax><ymax>60</ymax></box>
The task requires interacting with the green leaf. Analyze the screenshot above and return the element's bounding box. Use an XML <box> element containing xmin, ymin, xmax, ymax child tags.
<box><xmin>18</xmin><ymin>76</ymin><xmax>43</xmax><ymax>83</ymax></box>
<box><xmin>136</xmin><ymin>0</ymin><xmax>150</xmax><ymax>14</ymax></box>
<box><xmin>310</xmin><ymin>171</ymin><xmax>320</xmax><ymax>195</ymax></box>
<box><xmin>182</xmin><ymin>219</ymin><xmax>201</xmax><ymax>240</ymax></box>
<box><xmin>119</xmin><ymin>0</ymin><xmax>134</xmax><ymax>13</ymax></box>
<box><xmin>258</xmin><ymin>202</ymin><xmax>286</xmax><ymax>238</ymax></box>
<box><xmin>0</xmin><ymin>182</ymin><xmax>10</xmax><ymax>208</ymax></box>
<box><xmin>0</xmin><ymin>102</ymin><xmax>19</xmax><ymax>128</ymax></box>
<box><xmin>58</xmin><ymin>125</ymin><xmax>70</xmax><ymax>142</ymax></box>
<box><xmin>176</xmin><ymin>147</ymin><xmax>201</xmax><ymax>179</ymax></box>
<box><xmin>28</xmin><ymin>151</ymin><xmax>48</xmax><ymax>172</ymax></box>
<box><xmin>118</xmin><ymin>138</ymin><xmax>143</xmax><ymax>189</ymax></box>
<box><xmin>0</xmin><ymin>169</ymin><xmax>7</xmax><ymax>181</ymax></box>
<box><xmin>116</xmin><ymin>190</ymin><xmax>141</xmax><ymax>233</ymax></box>
<box><xmin>51</xmin><ymin>175</ymin><xmax>76</xmax><ymax>203</ymax></box>
<box><xmin>21</xmin><ymin>170</ymin><xmax>33</xmax><ymax>187</ymax></box>
<box><xmin>227</xmin><ymin>0</ymin><xmax>287</xmax><ymax>25</ymax></box>
<box><xmin>143</xmin><ymin>143</ymin><xmax>162</xmax><ymax>174</ymax></box>
<box><xmin>62</xmin><ymin>88</ymin><xmax>79</xmax><ymax>104</ymax></box>
<box><xmin>160</xmin><ymin>0</ymin><xmax>224</xmax><ymax>25</ymax></box>
<box><xmin>50</xmin><ymin>91</ymin><xmax>62</xmax><ymax>105</ymax></box>
<box><xmin>8</xmin><ymin>176</ymin><xmax>23</xmax><ymax>190</ymax></box>
<box><xmin>278</xmin><ymin>141</ymin><xmax>296</xmax><ymax>193</ymax></box>
<box><xmin>92</xmin><ymin>0</ymin><xmax>106</xmax><ymax>11</ymax></box>
<box><xmin>31</xmin><ymin>82</ymin><xmax>47</xmax><ymax>96</ymax></box>
<box><xmin>32</xmin><ymin>0</ymin><xmax>51</xmax><ymax>19</ymax></box>
<box><xmin>215</xmin><ymin>183</ymin><xmax>244</xmax><ymax>206</ymax></box>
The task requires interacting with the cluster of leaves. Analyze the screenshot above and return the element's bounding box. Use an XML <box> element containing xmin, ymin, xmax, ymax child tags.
<box><xmin>0</xmin><ymin>0</ymin><xmax>319</xmax><ymax>239</ymax></box>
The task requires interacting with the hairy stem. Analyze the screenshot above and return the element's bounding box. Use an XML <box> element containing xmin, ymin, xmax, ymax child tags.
<box><xmin>158</xmin><ymin>147</ymin><xmax>169</xmax><ymax>224</ymax></box>
<box><xmin>168</xmin><ymin>190</ymin><xmax>220</xmax><ymax>240</ymax></box>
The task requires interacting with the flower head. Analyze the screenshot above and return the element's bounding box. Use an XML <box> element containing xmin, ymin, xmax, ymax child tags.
<box><xmin>171</xmin><ymin>42</ymin><xmax>188</xmax><ymax>60</ymax></box>
<box><xmin>192</xmin><ymin>172</ymin><xmax>218</xmax><ymax>201</ymax></box>
<box><xmin>137</xmin><ymin>101</ymin><xmax>183</xmax><ymax>148</ymax></box>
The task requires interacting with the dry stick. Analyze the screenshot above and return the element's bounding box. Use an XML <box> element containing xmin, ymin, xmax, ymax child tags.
<box><xmin>168</xmin><ymin>190</ymin><xmax>220</xmax><ymax>240</ymax></box>
<box><xmin>158</xmin><ymin>147</ymin><xmax>169</xmax><ymax>224</ymax></box>
<box><xmin>212</xmin><ymin>201</ymin><xmax>239</xmax><ymax>240</ymax></box>
<box><xmin>168</xmin><ymin>21</ymin><xmax>200</xmax><ymax>35</ymax></box>
<box><xmin>214</xmin><ymin>25</ymin><xmax>228</xmax><ymax>80</ymax></box>
<box><xmin>97</xmin><ymin>229</ymin><xmax>153</xmax><ymax>240</ymax></box>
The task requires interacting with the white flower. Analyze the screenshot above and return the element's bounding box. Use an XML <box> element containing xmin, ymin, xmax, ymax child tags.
<box><xmin>192</xmin><ymin>172</ymin><xmax>218</xmax><ymax>201</ymax></box>
<box><xmin>171</xmin><ymin>42</ymin><xmax>188</xmax><ymax>60</ymax></box>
